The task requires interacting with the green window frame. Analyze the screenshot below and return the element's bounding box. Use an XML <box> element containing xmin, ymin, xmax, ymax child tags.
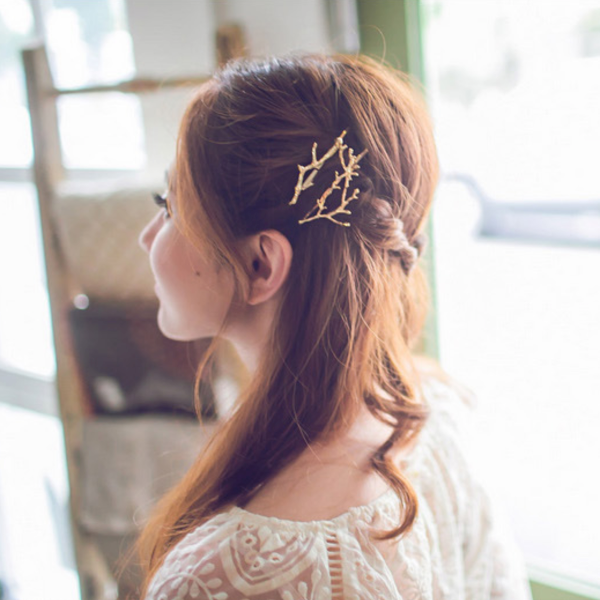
<box><xmin>356</xmin><ymin>0</ymin><xmax>439</xmax><ymax>361</ymax></box>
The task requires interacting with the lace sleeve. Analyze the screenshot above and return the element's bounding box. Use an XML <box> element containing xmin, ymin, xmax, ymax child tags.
<box><xmin>144</xmin><ymin>515</ymin><xmax>332</xmax><ymax>600</ymax></box>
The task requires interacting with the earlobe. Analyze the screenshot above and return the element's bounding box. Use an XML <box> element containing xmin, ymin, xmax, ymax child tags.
<box><xmin>246</xmin><ymin>230</ymin><xmax>293</xmax><ymax>306</ymax></box>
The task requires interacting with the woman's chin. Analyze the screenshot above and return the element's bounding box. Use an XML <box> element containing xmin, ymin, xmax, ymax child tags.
<box><xmin>157</xmin><ymin>309</ymin><xmax>189</xmax><ymax>341</ymax></box>
<box><xmin>157</xmin><ymin>308</ymin><xmax>215</xmax><ymax>342</ymax></box>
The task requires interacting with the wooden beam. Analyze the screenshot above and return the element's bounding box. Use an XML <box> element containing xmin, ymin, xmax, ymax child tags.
<box><xmin>49</xmin><ymin>76</ymin><xmax>210</xmax><ymax>98</ymax></box>
<box><xmin>22</xmin><ymin>43</ymin><xmax>105</xmax><ymax>600</ymax></box>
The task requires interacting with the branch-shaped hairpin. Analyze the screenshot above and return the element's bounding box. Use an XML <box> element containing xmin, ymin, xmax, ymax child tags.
<box><xmin>289</xmin><ymin>130</ymin><xmax>368</xmax><ymax>227</ymax></box>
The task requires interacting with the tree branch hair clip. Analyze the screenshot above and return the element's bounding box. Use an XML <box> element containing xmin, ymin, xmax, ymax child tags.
<box><xmin>289</xmin><ymin>130</ymin><xmax>368</xmax><ymax>227</ymax></box>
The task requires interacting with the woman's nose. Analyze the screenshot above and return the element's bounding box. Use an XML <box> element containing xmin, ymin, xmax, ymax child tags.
<box><xmin>139</xmin><ymin>213</ymin><xmax>160</xmax><ymax>253</ymax></box>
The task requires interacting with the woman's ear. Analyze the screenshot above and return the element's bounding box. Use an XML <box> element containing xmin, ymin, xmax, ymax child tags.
<box><xmin>242</xmin><ymin>230</ymin><xmax>293</xmax><ymax>306</ymax></box>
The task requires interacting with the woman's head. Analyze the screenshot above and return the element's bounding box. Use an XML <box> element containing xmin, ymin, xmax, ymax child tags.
<box><xmin>171</xmin><ymin>52</ymin><xmax>437</xmax><ymax>355</ymax></box>
<box><xmin>138</xmin><ymin>53</ymin><xmax>439</xmax><ymax>585</ymax></box>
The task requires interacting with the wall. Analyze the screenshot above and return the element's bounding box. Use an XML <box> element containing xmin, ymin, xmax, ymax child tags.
<box><xmin>124</xmin><ymin>0</ymin><xmax>354</xmax><ymax>176</ymax></box>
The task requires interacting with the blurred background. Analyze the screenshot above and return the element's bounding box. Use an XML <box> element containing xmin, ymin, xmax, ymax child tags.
<box><xmin>0</xmin><ymin>1</ymin><xmax>599</xmax><ymax>599</ymax></box>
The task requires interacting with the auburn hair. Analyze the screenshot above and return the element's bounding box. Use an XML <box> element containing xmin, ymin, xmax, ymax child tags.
<box><xmin>137</xmin><ymin>53</ymin><xmax>439</xmax><ymax>592</ymax></box>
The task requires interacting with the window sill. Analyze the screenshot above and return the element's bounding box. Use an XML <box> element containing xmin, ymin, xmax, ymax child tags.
<box><xmin>529</xmin><ymin>563</ymin><xmax>600</xmax><ymax>600</ymax></box>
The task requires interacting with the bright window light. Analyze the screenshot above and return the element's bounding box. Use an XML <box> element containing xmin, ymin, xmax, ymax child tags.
<box><xmin>423</xmin><ymin>0</ymin><xmax>600</xmax><ymax>586</ymax></box>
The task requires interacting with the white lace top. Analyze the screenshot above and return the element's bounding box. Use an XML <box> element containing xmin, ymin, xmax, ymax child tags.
<box><xmin>145</xmin><ymin>379</ymin><xmax>532</xmax><ymax>600</ymax></box>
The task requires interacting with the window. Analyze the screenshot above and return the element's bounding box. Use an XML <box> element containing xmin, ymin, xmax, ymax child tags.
<box><xmin>0</xmin><ymin>1</ymin><xmax>144</xmax><ymax>597</ymax></box>
<box><xmin>0</xmin><ymin>0</ymin><xmax>145</xmax><ymax>376</ymax></box>
<box><xmin>43</xmin><ymin>0</ymin><xmax>144</xmax><ymax>170</ymax></box>
<box><xmin>422</xmin><ymin>0</ymin><xmax>600</xmax><ymax>591</ymax></box>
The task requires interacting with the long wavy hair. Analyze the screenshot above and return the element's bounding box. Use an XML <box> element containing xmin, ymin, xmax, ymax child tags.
<box><xmin>137</xmin><ymin>53</ymin><xmax>439</xmax><ymax>592</ymax></box>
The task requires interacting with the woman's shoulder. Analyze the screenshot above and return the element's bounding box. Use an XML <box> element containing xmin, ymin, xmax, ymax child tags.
<box><xmin>416</xmin><ymin>360</ymin><xmax>478</xmax><ymax>459</ymax></box>
<box><xmin>144</xmin><ymin>512</ymin><xmax>236</xmax><ymax>600</ymax></box>
<box><xmin>416</xmin><ymin>356</ymin><xmax>477</xmax><ymax>415</ymax></box>
<box><xmin>143</xmin><ymin>505</ymin><xmax>347</xmax><ymax>600</ymax></box>
<box><xmin>414</xmin><ymin>366</ymin><xmax>481</xmax><ymax>497</ymax></box>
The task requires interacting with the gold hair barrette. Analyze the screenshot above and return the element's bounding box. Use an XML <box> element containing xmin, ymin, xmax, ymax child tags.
<box><xmin>289</xmin><ymin>130</ymin><xmax>368</xmax><ymax>227</ymax></box>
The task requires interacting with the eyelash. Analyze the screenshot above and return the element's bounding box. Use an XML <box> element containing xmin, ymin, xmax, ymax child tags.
<box><xmin>153</xmin><ymin>192</ymin><xmax>171</xmax><ymax>219</ymax></box>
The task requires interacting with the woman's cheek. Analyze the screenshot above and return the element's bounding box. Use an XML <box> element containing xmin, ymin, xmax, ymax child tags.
<box><xmin>150</xmin><ymin>229</ymin><xmax>179</xmax><ymax>280</ymax></box>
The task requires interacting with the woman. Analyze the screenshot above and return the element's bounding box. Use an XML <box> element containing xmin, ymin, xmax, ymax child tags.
<box><xmin>138</xmin><ymin>54</ymin><xmax>530</xmax><ymax>599</ymax></box>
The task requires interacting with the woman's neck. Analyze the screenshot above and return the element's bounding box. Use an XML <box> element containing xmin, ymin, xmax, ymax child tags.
<box><xmin>240</xmin><ymin>406</ymin><xmax>399</xmax><ymax>521</ymax></box>
<box><xmin>224</xmin><ymin>297</ymin><xmax>279</xmax><ymax>373</ymax></box>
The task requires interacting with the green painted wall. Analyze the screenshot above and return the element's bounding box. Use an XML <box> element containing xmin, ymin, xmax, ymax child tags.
<box><xmin>357</xmin><ymin>0</ymin><xmax>421</xmax><ymax>76</ymax></box>
<box><xmin>356</xmin><ymin>0</ymin><xmax>438</xmax><ymax>360</ymax></box>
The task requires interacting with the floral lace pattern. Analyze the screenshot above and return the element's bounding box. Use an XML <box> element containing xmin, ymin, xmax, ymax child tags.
<box><xmin>145</xmin><ymin>379</ymin><xmax>532</xmax><ymax>600</ymax></box>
